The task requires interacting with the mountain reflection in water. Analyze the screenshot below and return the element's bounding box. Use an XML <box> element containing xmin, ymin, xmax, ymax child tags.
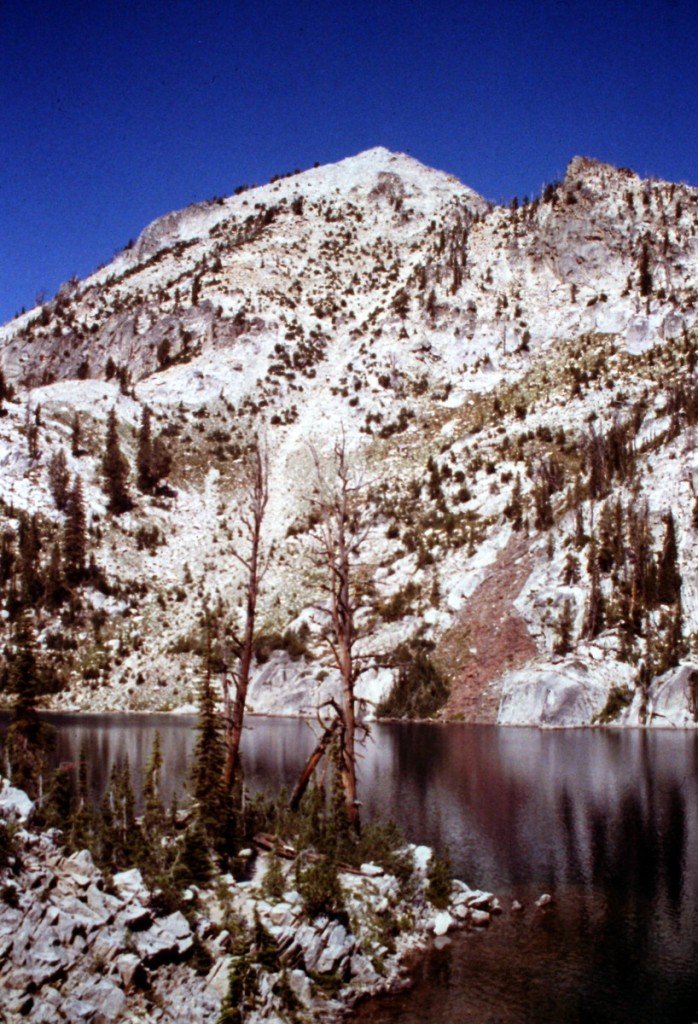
<box><xmin>1</xmin><ymin>714</ymin><xmax>696</xmax><ymax>1023</ymax></box>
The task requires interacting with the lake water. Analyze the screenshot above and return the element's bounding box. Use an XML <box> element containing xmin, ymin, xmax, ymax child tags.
<box><xmin>2</xmin><ymin>713</ymin><xmax>697</xmax><ymax>1023</ymax></box>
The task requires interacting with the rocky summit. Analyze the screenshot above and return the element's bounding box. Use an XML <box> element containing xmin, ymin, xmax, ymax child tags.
<box><xmin>1</xmin><ymin>147</ymin><xmax>698</xmax><ymax>726</ymax></box>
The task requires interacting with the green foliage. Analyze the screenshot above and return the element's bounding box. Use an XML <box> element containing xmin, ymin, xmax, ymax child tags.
<box><xmin>426</xmin><ymin>849</ymin><xmax>453</xmax><ymax>909</ymax></box>
<box><xmin>136</xmin><ymin>405</ymin><xmax>172</xmax><ymax>494</ymax></box>
<box><xmin>3</xmin><ymin>610</ymin><xmax>56</xmax><ymax>797</ymax></box>
<box><xmin>40</xmin><ymin>765</ymin><xmax>75</xmax><ymax>832</ymax></box>
<box><xmin>0</xmin><ymin>820</ymin><xmax>18</xmax><ymax>870</ymax></box>
<box><xmin>376</xmin><ymin>581</ymin><xmax>420</xmax><ymax>622</ymax></box>
<box><xmin>102</xmin><ymin>407</ymin><xmax>132</xmax><ymax>514</ymax></box>
<box><xmin>553</xmin><ymin>598</ymin><xmax>574</xmax><ymax>656</ymax></box>
<box><xmin>254</xmin><ymin>623</ymin><xmax>311</xmax><ymax>664</ymax></box>
<box><xmin>593</xmin><ymin>684</ymin><xmax>633</xmax><ymax>725</ymax></box>
<box><xmin>377</xmin><ymin>639</ymin><xmax>449</xmax><ymax>719</ymax></box>
<box><xmin>189</xmin><ymin>666</ymin><xmax>231</xmax><ymax>862</ymax></box>
<box><xmin>217</xmin><ymin>937</ymin><xmax>260</xmax><ymax>1024</ymax></box>
<box><xmin>261</xmin><ymin>854</ymin><xmax>286</xmax><ymax>901</ymax></box>
<box><xmin>253</xmin><ymin>909</ymin><xmax>280</xmax><ymax>970</ymax></box>
<box><xmin>357</xmin><ymin>820</ymin><xmax>415</xmax><ymax>893</ymax></box>
<box><xmin>296</xmin><ymin>854</ymin><xmax>346</xmax><ymax>921</ymax></box>
<box><xmin>657</xmin><ymin>512</ymin><xmax>681</xmax><ymax>606</ymax></box>
<box><xmin>48</xmin><ymin>448</ymin><xmax>70</xmax><ymax>511</ymax></box>
<box><xmin>63</xmin><ymin>476</ymin><xmax>87</xmax><ymax>584</ymax></box>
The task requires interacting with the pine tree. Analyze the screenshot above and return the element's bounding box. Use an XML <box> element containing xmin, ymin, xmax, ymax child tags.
<box><xmin>142</xmin><ymin>731</ymin><xmax>166</xmax><ymax>844</ymax></box>
<box><xmin>71</xmin><ymin>412</ymin><xmax>82</xmax><ymax>457</ymax></box>
<box><xmin>63</xmin><ymin>476</ymin><xmax>87</xmax><ymax>584</ymax></box>
<box><xmin>657</xmin><ymin>512</ymin><xmax>681</xmax><ymax>605</ymax></box>
<box><xmin>639</xmin><ymin>241</ymin><xmax>653</xmax><ymax>297</ymax></box>
<box><xmin>25</xmin><ymin>403</ymin><xmax>40</xmax><ymax>461</ymax></box>
<box><xmin>103</xmin><ymin>757</ymin><xmax>138</xmax><ymax>868</ymax></box>
<box><xmin>190</xmin><ymin>647</ymin><xmax>229</xmax><ymax>862</ymax></box>
<box><xmin>102</xmin><ymin>408</ymin><xmax>132</xmax><ymax>514</ymax></box>
<box><xmin>0</xmin><ymin>529</ymin><xmax>16</xmax><ymax>588</ymax></box>
<box><xmin>18</xmin><ymin>513</ymin><xmax>42</xmax><ymax>606</ymax></box>
<box><xmin>507</xmin><ymin>474</ymin><xmax>524</xmax><ymax>531</ymax></box>
<box><xmin>136</xmin><ymin>405</ymin><xmax>153</xmax><ymax>492</ymax></box>
<box><xmin>70</xmin><ymin>745</ymin><xmax>95</xmax><ymax>850</ymax></box>
<box><xmin>553</xmin><ymin>598</ymin><xmax>574</xmax><ymax>655</ymax></box>
<box><xmin>136</xmin><ymin>405</ymin><xmax>171</xmax><ymax>493</ymax></box>
<box><xmin>583</xmin><ymin>541</ymin><xmax>605</xmax><ymax>639</ymax></box>
<box><xmin>45</xmin><ymin>540</ymin><xmax>67</xmax><ymax>607</ymax></box>
<box><xmin>3</xmin><ymin>610</ymin><xmax>55</xmax><ymax>797</ymax></box>
<box><xmin>48</xmin><ymin>449</ymin><xmax>70</xmax><ymax>510</ymax></box>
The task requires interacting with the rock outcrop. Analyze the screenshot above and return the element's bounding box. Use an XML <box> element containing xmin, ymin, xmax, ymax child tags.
<box><xmin>0</xmin><ymin>790</ymin><xmax>499</xmax><ymax>1023</ymax></box>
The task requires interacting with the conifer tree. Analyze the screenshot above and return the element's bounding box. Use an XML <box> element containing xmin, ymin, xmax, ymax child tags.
<box><xmin>48</xmin><ymin>449</ymin><xmax>70</xmax><ymax>510</ymax></box>
<box><xmin>136</xmin><ymin>406</ymin><xmax>172</xmax><ymax>493</ymax></box>
<box><xmin>102</xmin><ymin>408</ymin><xmax>132</xmax><ymax>514</ymax></box>
<box><xmin>190</xmin><ymin>643</ymin><xmax>229</xmax><ymax>861</ymax></box>
<box><xmin>71</xmin><ymin>412</ymin><xmax>82</xmax><ymax>457</ymax></box>
<box><xmin>553</xmin><ymin>598</ymin><xmax>574</xmax><ymax>655</ymax></box>
<box><xmin>0</xmin><ymin>529</ymin><xmax>16</xmax><ymax>588</ymax></box>
<box><xmin>45</xmin><ymin>540</ymin><xmax>67</xmax><ymax>607</ymax></box>
<box><xmin>136</xmin><ymin>405</ymin><xmax>153</xmax><ymax>492</ymax></box>
<box><xmin>103</xmin><ymin>757</ymin><xmax>138</xmax><ymax>867</ymax></box>
<box><xmin>657</xmin><ymin>512</ymin><xmax>681</xmax><ymax>606</ymax></box>
<box><xmin>3</xmin><ymin>609</ymin><xmax>54</xmax><ymax>797</ymax></box>
<box><xmin>18</xmin><ymin>513</ymin><xmax>42</xmax><ymax>607</ymax></box>
<box><xmin>583</xmin><ymin>540</ymin><xmax>605</xmax><ymax>639</ymax></box>
<box><xmin>507</xmin><ymin>474</ymin><xmax>524</xmax><ymax>531</ymax></box>
<box><xmin>70</xmin><ymin>745</ymin><xmax>95</xmax><ymax>850</ymax></box>
<box><xmin>42</xmin><ymin>765</ymin><xmax>75</xmax><ymax>832</ymax></box>
<box><xmin>63</xmin><ymin>476</ymin><xmax>87</xmax><ymax>584</ymax></box>
<box><xmin>25</xmin><ymin>403</ymin><xmax>40</xmax><ymax>461</ymax></box>
<box><xmin>142</xmin><ymin>731</ymin><xmax>166</xmax><ymax>843</ymax></box>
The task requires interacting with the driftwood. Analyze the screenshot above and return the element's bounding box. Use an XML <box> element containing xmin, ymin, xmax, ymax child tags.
<box><xmin>251</xmin><ymin>833</ymin><xmax>365</xmax><ymax>876</ymax></box>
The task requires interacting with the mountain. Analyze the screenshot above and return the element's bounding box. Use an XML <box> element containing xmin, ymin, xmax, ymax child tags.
<box><xmin>2</xmin><ymin>146</ymin><xmax>698</xmax><ymax>727</ymax></box>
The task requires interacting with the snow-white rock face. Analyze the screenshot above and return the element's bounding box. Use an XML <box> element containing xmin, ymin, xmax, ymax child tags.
<box><xmin>2</xmin><ymin>148</ymin><xmax>698</xmax><ymax>726</ymax></box>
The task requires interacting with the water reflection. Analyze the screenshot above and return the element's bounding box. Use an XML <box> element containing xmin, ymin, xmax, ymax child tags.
<box><xmin>2</xmin><ymin>714</ymin><xmax>697</xmax><ymax>1022</ymax></box>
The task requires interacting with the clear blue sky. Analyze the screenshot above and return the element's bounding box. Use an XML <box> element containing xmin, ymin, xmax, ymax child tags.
<box><xmin>2</xmin><ymin>0</ymin><xmax>697</xmax><ymax>323</ymax></box>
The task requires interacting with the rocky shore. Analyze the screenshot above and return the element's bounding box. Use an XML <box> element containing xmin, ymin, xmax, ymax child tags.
<box><xmin>0</xmin><ymin>780</ymin><xmax>502</xmax><ymax>1023</ymax></box>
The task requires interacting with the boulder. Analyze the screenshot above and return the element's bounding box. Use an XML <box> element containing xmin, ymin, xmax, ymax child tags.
<box><xmin>314</xmin><ymin>921</ymin><xmax>355</xmax><ymax>974</ymax></box>
<box><xmin>114</xmin><ymin>952</ymin><xmax>147</xmax><ymax>990</ymax></box>
<box><xmin>206</xmin><ymin>956</ymin><xmax>232</xmax><ymax>998</ymax></box>
<box><xmin>412</xmin><ymin>846</ymin><xmax>433</xmax><ymax>874</ymax></box>
<box><xmin>469</xmin><ymin>909</ymin><xmax>491</xmax><ymax>927</ymax></box>
<box><xmin>288</xmin><ymin>968</ymin><xmax>314</xmax><ymax>1007</ymax></box>
<box><xmin>160</xmin><ymin>910</ymin><xmax>194</xmax><ymax>956</ymax></box>
<box><xmin>131</xmin><ymin>924</ymin><xmax>185</xmax><ymax>967</ymax></box>
<box><xmin>0</xmin><ymin>779</ymin><xmax>34</xmax><ymax>821</ymax></box>
<box><xmin>432</xmin><ymin>911</ymin><xmax>454</xmax><ymax>936</ymax></box>
<box><xmin>349</xmin><ymin>951</ymin><xmax>381</xmax><ymax>987</ymax></box>
<box><xmin>112</xmin><ymin>867</ymin><xmax>148</xmax><ymax>902</ymax></box>
<box><xmin>466</xmin><ymin>890</ymin><xmax>494</xmax><ymax>910</ymax></box>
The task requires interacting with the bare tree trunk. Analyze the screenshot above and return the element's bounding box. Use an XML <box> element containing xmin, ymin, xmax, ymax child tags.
<box><xmin>308</xmin><ymin>437</ymin><xmax>366</xmax><ymax>830</ymax></box>
<box><xmin>290</xmin><ymin>715</ymin><xmax>341</xmax><ymax>811</ymax></box>
<box><xmin>223</xmin><ymin>446</ymin><xmax>269</xmax><ymax>791</ymax></box>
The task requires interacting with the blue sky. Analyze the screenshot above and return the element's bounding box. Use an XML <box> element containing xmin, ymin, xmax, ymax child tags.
<box><xmin>2</xmin><ymin>0</ymin><xmax>697</xmax><ymax>323</ymax></box>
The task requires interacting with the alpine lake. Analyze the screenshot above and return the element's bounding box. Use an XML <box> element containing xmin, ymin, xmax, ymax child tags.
<box><xmin>2</xmin><ymin>712</ymin><xmax>697</xmax><ymax>1024</ymax></box>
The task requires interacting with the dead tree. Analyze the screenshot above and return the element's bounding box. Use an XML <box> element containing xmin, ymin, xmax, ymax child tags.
<box><xmin>289</xmin><ymin>699</ymin><xmax>342</xmax><ymax>811</ymax></box>
<box><xmin>303</xmin><ymin>436</ymin><xmax>372</xmax><ymax>831</ymax></box>
<box><xmin>222</xmin><ymin>445</ymin><xmax>270</xmax><ymax>791</ymax></box>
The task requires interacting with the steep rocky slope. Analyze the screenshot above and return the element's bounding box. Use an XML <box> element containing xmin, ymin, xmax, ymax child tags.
<box><xmin>1</xmin><ymin>147</ymin><xmax>698</xmax><ymax>726</ymax></box>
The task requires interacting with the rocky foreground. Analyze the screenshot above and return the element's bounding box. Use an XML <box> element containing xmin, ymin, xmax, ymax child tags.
<box><xmin>0</xmin><ymin>781</ymin><xmax>506</xmax><ymax>1023</ymax></box>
